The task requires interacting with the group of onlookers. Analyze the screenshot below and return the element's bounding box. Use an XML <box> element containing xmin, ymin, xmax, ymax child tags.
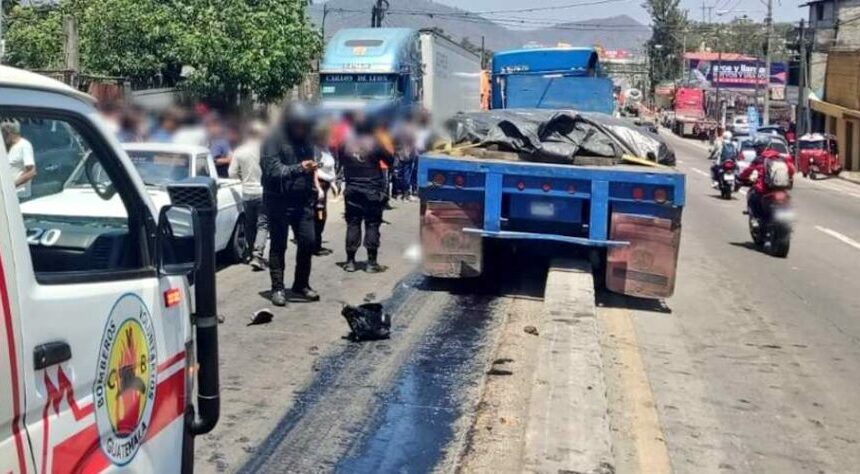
<box><xmin>88</xmin><ymin>99</ymin><xmax>434</xmax><ymax>307</ymax></box>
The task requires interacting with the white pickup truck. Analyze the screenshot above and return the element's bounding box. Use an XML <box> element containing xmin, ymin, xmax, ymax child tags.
<box><xmin>21</xmin><ymin>142</ymin><xmax>247</xmax><ymax>262</ymax></box>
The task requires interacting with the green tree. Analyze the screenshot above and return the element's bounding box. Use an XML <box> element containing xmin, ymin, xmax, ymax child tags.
<box><xmin>3</xmin><ymin>0</ymin><xmax>321</xmax><ymax>105</ymax></box>
<box><xmin>3</xmin><ymin>3</ymin><xmax>65</xmax><ymax>69</ymax></box>
<box><xmin>644</xmin><ymin>0</ymin><xmax>686</xmax><ymax>86</ymax></box>
<box><xmin>175</xmin><ymin>0</ymin><xmax>321</xmax><ymax>104</ymax></box>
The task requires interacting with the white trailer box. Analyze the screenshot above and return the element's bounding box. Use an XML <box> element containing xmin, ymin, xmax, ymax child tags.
<box><xmin>419</xmin><ymin>30</ymin><xmax>482</xmax><ymax>123</ymax></box>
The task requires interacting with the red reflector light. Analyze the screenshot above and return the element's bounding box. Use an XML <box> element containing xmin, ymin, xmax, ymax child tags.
<box><xmin>454</xmin><ymin>174</ymin><xmax>466</xmax><ymax>188</ymax></box>
<box><xmin>516</xmin><ymin>181</ymin><xmax>526</xmax><ymax>191</ymax></box>
<box><xmin>632</xmin><ymin>187</ymin><xmax>645</xmax><ymax>200</ymax></box>
<box><xmin>567</xmin><ymin>184</ymin><xmax>576</xmax><ymax>194</ymax></box>
<box><xmin>541</xmin><ymin>182</ymin><xmax>552</xmax><ymax>192</ymax></box>
<box><xmin>164</xmin><ymin>288</ymin><xmax>181</xmax><ymax>308</ymax></box>
<box><xmin>432</xmin><ymin>173</ymin><xmax>446</xmax><ymax>186</ymax></box>
<box><xmin>772</xmin><ymin>190</ymin><xmax>788</xmax><ymax>203</ymax></box>
<box><xmin>653</xmin><ymin>188</ymin><xmax>668</xmax><ymax>203</ymax></box>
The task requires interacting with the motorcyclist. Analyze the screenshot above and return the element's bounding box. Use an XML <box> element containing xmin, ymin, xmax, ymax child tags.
<box><xmin>260</xmin><ymin>102</ymin><xmax>321</xmax><ymax>306</ymax></box>
<box><xmin>710</xmin><ymin>130</ymin><xmax>736</xmax><ymax>185</ymax></box>
<box><xmin>738</xmin><ymin>144</ymin><xmax>795</xmax><ymax>221</ymax></box>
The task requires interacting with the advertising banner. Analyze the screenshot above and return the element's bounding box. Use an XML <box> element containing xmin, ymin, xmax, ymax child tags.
<box><xmin>688</xmin><ymin>59</ymin><xmax>787</xmax><ymax>89</ymax></box>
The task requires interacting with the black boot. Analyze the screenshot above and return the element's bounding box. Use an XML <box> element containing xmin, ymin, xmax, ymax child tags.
<box><xmin>271</xmin><ymin>289</ymin><xmax>287</xmax><ymax>307</ymax></box>
<box><xmin>365</xmin><ymin>250</ymin><xmax>382</xmax><ymax>273</ymax></box>
<box><xmin>291</xmin><ymin>287</ymin><xmax>320</xmax><ymax>302</ymax></box>
<box><xmin>344</xmin><ymin>251</ymin><xmax>358</xmax><ymax>272</ymax></box>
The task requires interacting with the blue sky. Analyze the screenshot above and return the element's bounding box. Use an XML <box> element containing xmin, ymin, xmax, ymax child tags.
<box><xmin>433</xmin><ymin>0</ymin><xmax>806</xmax><ymax>26</ymax></box>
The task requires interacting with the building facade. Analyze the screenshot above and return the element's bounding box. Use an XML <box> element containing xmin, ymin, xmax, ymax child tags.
<box><xmin>804</xmin><ymin>0</ymin><xmax>860</xmax><ymax>171</ymax></box>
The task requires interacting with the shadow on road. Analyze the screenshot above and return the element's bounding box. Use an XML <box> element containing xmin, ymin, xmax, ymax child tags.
<box><xmin>596</xmin><ymin>289</ymin><xmax>672</xmax><ymax>314</ymax></box>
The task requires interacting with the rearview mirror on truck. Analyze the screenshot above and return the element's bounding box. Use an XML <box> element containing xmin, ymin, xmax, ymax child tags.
<box><xmin>157</xmin><ymin>204</ymin><xmax>201</xmax><ymax>276</ymax></box>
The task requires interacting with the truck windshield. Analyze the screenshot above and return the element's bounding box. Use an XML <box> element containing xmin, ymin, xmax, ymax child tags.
<box><xmin>320</xmin><ymin>74</ymin><xmax>398</xmax><ymax>100</ymax></box>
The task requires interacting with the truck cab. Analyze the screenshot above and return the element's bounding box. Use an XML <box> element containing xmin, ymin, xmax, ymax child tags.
<box><xmin>0</xmin><ymin>66</ymin><xmax>219</xmax><ymax>473</ymax></box>
<box><xmin>319</xmin><ymin>28</ymin><xmax>421</xmax><ymax>114</ymax></box>
<box><xmin>490</xmin><ymin>48</ymin><xmax>615</xmax><ymax>114</ymax></box>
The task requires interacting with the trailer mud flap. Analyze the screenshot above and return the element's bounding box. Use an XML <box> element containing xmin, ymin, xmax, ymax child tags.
<box><xmin>421</xmin><ymin>202</ymin><xmax>483</xmax><ymax>278</ymax></box>
<box><xmin>606</xmin><ymin>213</ymin><xmax>681</xmax><ymax>298</ymax></box>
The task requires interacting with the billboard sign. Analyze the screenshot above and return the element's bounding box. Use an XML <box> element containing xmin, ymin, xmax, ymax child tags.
<box><xmin>688</xmin><ymin>59</ymin><xmax>787</xmax><ymax>89</ymax></box>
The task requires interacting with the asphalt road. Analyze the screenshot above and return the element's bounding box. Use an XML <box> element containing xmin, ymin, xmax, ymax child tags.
<box><xmin>601</xmin><ymin>132</ymin><xmax>860</xmax><ymax>473</ymax></box>
<box><xmin>197</xmin><ymin>134</ymin><xmax>860</xmax><ymax>473</ymax></box>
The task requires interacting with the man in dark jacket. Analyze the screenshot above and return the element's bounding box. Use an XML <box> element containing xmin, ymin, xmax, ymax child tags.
<box><xmin>341</xmin><ymin>117</ymin><xmax>394</xmax><ymax>273</ymax></box>
<box><xmin>260</xmin><ymin>103</ymin><xmax>320</xmax><ymax>305</ymax></box>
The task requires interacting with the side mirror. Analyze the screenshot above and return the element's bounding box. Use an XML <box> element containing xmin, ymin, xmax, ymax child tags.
<box><xmin>157</xmin><ymin>204</ymin><xmax>201</xmax><ymax>276</ymax></box>
<box><xmin>84</xmin><ymin>152</ymin><xmax>117</xmax><ymax>200</ymax></box>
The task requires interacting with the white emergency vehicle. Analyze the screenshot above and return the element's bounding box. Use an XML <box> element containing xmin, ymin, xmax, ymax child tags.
<box><xmin>1</xmin><ymin>66</ymin><xmax>220</xmax><ymax>473</ymax></box>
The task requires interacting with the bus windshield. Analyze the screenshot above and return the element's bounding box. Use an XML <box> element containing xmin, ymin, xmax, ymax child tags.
<box><xmin>320</xmin><ymin>74</ymin><xmax>398</xmax><ymax>100</ymax></box>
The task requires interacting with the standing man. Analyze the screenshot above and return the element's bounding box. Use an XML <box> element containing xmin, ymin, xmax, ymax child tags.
<box><xmin>229</xmin><ymin>120</ymin><xmax>269</xmax><ymax>270</ymax></box>
<box><xmin>2</xmin><ymin>121</ymin><xmax>37</xmax><ymax>200</ymax></box>
<box><xmin>312</xmin><ymin>123</ymin><xmax>336</xmax><ymax>257</ymax></box>
<box><xmin>260</xmin><ymin>103</ymin><xmax>320</xmax><ymax>306</ymax></box>
<box><xmin>205</xmin><ymin>113</ymin><xmax>233</xmax><ymax>177</ymax></box>
<box><xmin>341</xmin><ymin>117</ymin><xmax>394</xmax><ymax>273</ymax></box>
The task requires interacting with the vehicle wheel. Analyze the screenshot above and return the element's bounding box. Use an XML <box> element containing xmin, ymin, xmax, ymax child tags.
<box><xmin>802</xmin><ymin>172</ymin><xmax>808</xmax><ymax>178</ymax></box>
<box><xmin>749</xmin><ymin>217</ymin><xmax>764</xmax><ymax>247</ymax></box>
<box><xmin>228</xmin><ymin>216</ymin><xmax>248</xmax><ymax>264</ymax></box>
<box><xmin>772</xmin><ymin>234</ymin><xmax>791</xmax><ymax>258</ymax></box>
<box><xmin>721</xmin><ymin>186</ymin><xmax>732</xmax><ymax>199</ymax></box>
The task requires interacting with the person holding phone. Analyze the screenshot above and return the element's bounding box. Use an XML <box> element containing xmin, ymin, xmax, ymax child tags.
<box><xmin>260</xmin><ymin>103</ymin><xmax>320</xmax><ymax>306</ymax></box>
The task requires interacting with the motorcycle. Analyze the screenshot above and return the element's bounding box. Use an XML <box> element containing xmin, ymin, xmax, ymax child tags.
<box><xmin>747</xmin><ymin>189</ymin><xmax>793</xmax><ymax>258</ymax></box>
<box><xmin>717</xmin><ymin>159</ymin><xmax>737</xmax><ymax>199</ymax></box>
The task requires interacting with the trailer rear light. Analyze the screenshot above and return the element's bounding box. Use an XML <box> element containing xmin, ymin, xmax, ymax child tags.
<box><xmin>516</xmin><ymin>181</ymin><xmax>526</xmax><ymax>191</ymax></box>
<box><xmin>772</xmin><ymin>190</ymin><xmax>788</xmax><ymax>203</ymax></box>
<box><xmin>541</xmin><ymin>182</ymin><xmax>552</xmax><ymax>192</ymax></box>
<box><xmin>432</xmin><ymin>173</ymin><xmax>446</xmax><ymax>186</ymax></box>
<box><xmin>653</xmin><ymin>188</ymin><xmax>668</xmax><ymax>203</ymax></box>
<box><xmin>454</xmin><ymin>174</ymin><xmax>466</xmax><ymax>188</ymax></box>
<box><xmin>567</xmin><ymin>184</ymin><xmax>576</xmax><ymax>194</ymax></box>
<box><xmin>164</xmin><ymin>287</ymin><xmax>182</xmax><ymax>308</ymax></box>
<box><xmin>632</xmin><ymin>187</ymin><xmax>645</xmax><ymax>201</ymax></box>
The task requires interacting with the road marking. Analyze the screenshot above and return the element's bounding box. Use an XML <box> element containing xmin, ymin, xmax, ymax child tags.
<box><xmin>677</xmin><ymin>159</ymin><xmax>685</xmax><ymax>165</ymax></box>
<box><xmin>803</xmin><ymin>179</ymin><xmax>860</xmax><ymax>199</ymax></box>
<box><xmin>739</xmin><ymin>188</ymin><xmax>748</xmax><ymax>195</ymax></box>
<box><xmin>690</xmin><ymin>168</ymin><xmax>710</xmax><ymax>177</ymax></box>
<box><xmin>815</xmin><ymin>226</ymin><xmax>860</xmax><ymax>251</ymax></box>
<box><xmin>599</xmin><ymin>308</ymin><xmax>672</xmax><ymax>474</ymax></box>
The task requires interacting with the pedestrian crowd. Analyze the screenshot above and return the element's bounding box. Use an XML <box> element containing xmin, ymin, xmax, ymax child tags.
<box><xmin>82</xmin><ymin>99</ymin><xmax>432</xmax><ymax>308</ymax></box>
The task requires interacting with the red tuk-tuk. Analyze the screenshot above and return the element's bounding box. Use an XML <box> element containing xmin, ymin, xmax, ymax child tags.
<box><xmin>798</xmin><ymin>133</ymin><xmax>841</xmax><ymax>178</ymax></box>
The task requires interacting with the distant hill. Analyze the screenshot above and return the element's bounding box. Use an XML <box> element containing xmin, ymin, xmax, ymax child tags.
<box><xmin>308</xmin><ymin>1</ymin><xmax>650</xmax><ymax>52</ymax></box>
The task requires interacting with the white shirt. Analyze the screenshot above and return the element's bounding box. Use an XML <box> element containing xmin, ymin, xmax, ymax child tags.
<box><xmin>7</xmin><ymin>138</ymin><xmax>35</xmax><ymax>198</ymax></box>
<box><xmin>228</xmin><ymin>139</ymin><xmax>263</xmax><ymax>197</ymax></box>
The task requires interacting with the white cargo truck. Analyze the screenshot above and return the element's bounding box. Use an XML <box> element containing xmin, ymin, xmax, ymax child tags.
<box><xmin>418</xmin><ymin>29</ymin><xmax>482</xmax><ymax>122</ymax></box>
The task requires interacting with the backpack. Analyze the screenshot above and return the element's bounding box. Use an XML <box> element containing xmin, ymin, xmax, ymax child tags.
<box><xmin>720</xmin><ymin>142</ymin><xmax>737</xmax><ymax>162</ymax></box>
<box><xmin>764</xmin><ymin>157</ymin><xmax>791</xmax><ymax>189</ymax></box>
<box><xmin>341</xmin><ymin>303</ymin><xmax>391</xmax><ymax>341</ymax></box>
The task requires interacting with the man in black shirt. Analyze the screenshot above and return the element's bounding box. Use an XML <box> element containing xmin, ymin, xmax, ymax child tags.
<box><xmin>260</xmin><ymin>103</ymin><xmax>320</xmax><ymax>305</ymax></box>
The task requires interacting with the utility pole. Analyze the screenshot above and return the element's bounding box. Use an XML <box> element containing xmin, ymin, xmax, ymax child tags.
<box><xmin>0</xmin><ymin>0</ymin><xmax>5</xmax><ymax>63</ymax></box>
<box><xmin>763</xmin><ymin>0</ymin><xmax>773</xmax><ymax>124</ymax></box>
<box><xmin>63</xmin><ymin>15</ymin><xmax>79</xmax><ymax>87</ymax></box>
<box><xmin>321</xmin><ymin>3</ymin><xmax>329</xmax><ymax>40</ymax></box>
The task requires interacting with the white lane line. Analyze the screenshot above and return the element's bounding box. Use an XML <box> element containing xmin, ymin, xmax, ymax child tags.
<box><xmin>739</xmin><ymin>188</ymin><xmax>748</xmax><ymax>195</ymax></box>
<box><xmin>815</xmin><ymin>226</ymin><xmax>860</xmax><ymax>251</ymax></box>
<box><xmin>690</xmin><ymin>168</ymin><xmax>710</xmax><ymax>177</ymax></box>
<box><xmin>677</xmin><ymin>159</ymin><xmax>685</xmax><ymax>165</ymax></box>
<box><xmin>803</xmin><ymin>180</ymin><xmax>860</xmax><ymax>199</ymax></box>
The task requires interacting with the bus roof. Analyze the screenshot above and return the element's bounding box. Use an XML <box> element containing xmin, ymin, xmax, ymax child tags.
<box><xmin>491</xmin><ymin>48</ymin><xmax>601</xmax><ymax>75</ymax></box>
<box><xmin>320</xmin><ymin>28</ymin><xmax>418</xmax><ymax>74</ymax></box>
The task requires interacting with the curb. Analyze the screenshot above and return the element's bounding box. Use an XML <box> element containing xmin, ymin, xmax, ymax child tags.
<box><xmin>522</xmin><ymin>259</ymin><xmax>614</xmax><ymax>474</ymax></box>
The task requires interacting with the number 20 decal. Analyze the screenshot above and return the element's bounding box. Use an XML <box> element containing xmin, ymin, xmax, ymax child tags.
<box><xmin>26</xmin><ymin>228</ymin><xmax>62</xmax><ymax>246</ymax></box>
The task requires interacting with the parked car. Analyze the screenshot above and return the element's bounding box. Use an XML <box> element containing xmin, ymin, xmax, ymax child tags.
<box><xmin>731</xmin><ymin>115</ymin><xmax>750</xmax><ymax>135</ymax></box>
<box><xmin>20</xmin><ymin>143</ymin><xmax>247</xmax><ymax>262</ymax></box>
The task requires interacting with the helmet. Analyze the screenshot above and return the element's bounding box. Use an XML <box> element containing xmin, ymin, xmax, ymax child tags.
<box><xmin>722</xmin><ymin>131</ymin><xmax>733</xmax><ymax>140</ymax></box>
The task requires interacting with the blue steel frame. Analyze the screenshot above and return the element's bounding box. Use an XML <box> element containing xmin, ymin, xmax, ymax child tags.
<box><xmin>418</xmin><ymin>154</ymin><xmax>686</xmax><ymax>248</ymax></box>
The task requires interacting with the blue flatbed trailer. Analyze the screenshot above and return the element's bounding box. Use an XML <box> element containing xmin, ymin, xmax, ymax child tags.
<box><xmin>418</xmin><ymin>154</ymin><xmax>686</xmax><ymax>298</ymax></box>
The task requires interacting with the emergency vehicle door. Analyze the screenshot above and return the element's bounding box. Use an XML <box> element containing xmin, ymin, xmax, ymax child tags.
<box><xmin>0</xmin><ymin>142</ymin><xmax>35</xmax><ymax>474</ymax></box>
<box><xmin>2</xmin><ymin>108</ymin><xmax>189</xmax><ymax>474</ymax></box>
